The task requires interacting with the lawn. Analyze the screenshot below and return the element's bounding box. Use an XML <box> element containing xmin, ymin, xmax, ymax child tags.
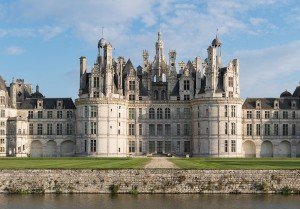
<box><xmin>169</xmin><ymin>158</ymin><xmax>300</xmax><ymax>170</ymax></box>
<box><xmin>0</xmin><ymin>157</ymin><xmax>151</xmax><ymax>169</ymax></box>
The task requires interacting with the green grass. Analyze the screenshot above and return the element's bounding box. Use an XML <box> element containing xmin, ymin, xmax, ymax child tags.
<box><xmin>169</xmin><ymin>158</ymin><xmax>300</xmax><ymax>170</ymax></box>
<box><xmin>0</xmin><ymin>157</ymin><xmax>150</xmax><ymax>169</ymax></box>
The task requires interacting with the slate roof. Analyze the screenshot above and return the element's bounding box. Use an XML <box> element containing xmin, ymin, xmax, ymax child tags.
<box><xmin>293</xmin><ymin>86</ymin><xmax>300</xmax><ymax>97</ymax></box>
<box><xmin>18</xmin><ymin>98</ymin><xmax>76</xmax><ymax>109</ymax></box>
<box><xmin>170</xmin><ymin>81</ymin><xmax>179</xmax><ymax>96</ymax></box>
<box><xmin>242</xmin><ymin>98</ymin><xmax>300</xmax><ymax>109</ymax></box>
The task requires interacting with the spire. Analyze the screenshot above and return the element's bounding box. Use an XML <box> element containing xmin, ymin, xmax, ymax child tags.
<box><xmin>36</xmin><ymin>84</ymin><xmax>39</xmax><ymax>93</ymax></box>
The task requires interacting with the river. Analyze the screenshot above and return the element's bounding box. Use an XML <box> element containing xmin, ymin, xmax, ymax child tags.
<box><xmin>0</xmin><ymin>194</ymin><xmax>299</xmax><ymax>209</ymax></box>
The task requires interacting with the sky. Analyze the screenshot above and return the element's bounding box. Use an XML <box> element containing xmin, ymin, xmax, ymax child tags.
<box><xmin>1</xmin><ymin>0</ymin><xmax>300</xmax><ymax>99</ymax></box>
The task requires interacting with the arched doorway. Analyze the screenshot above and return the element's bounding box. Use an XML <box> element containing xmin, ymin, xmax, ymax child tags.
<box><xmin>30</xmin><ymin>140</ymin><xmax>43</xmax><ymax>157</ymax></box>
<box><xmin>61</xmin><ymin>140</ymin><xmax>75</xmax><ymax>157</ymax></box>
<box><xmin>242</xmin><ymin>141</ymin><xmax>256</xmax><ymax>157</ymax></box>
<box><xmin>296</xmin><ymin>143</ymin><xmax>300</xmax><ymax>157</ymax></box>
<box><xmin>278</xmin><ymin>141</ymin><xmax>291</xmax><ymax>157</ymax></box>
<box><xmin>45</xmin><ymin>140</ymin><xmax>57</xmax><ymax>157</ymax></box>
<box><xmin>260</xmin><ymin>141</ymin><xmax>273</xmax><ymax>157</ymax></box>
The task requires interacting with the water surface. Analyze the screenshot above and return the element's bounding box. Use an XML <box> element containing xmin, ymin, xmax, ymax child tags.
<box><xmin>0</xmin><ymin>194</ymin><xmax>299</xmax><ymax>209</ymax></box>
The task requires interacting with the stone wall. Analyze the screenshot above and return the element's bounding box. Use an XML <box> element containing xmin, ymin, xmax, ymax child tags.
<box><xmin>0</xmin><ymin>169</ymin><xmax>299</xmax><ymax>194</ymax></box>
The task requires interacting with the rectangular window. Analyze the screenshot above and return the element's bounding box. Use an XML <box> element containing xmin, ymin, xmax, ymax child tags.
<box><xmin>128</xmin><ymin>108</ymin><xmax>136</xmax><ymax>119</ymax></box>
<box><xmin>149</xmin><ymin>124</ymin><xmax>155</xmax><ymax>135</ymax></box>
<box><xmin>265</xmin><ymin>111</ymin><xmax>270</xmax><ymax>119</ymax></box>
<box><xmin>56</xmin><ymin>123</ymin><xmax>62</xmax><ymax>135</ymax></box>
<box><xmin>184</xmin><ymin>80</ymin><xmax>190</xmax><ymax>90</ymax></box>
<box><xmin>129</xmin><ymin>141</ymin><xmax>135</xmax><ymax>153</ymax></box>
<box><xmin>47</xmin><ymin>124</ymin><xmax>53</xmax><ymax>135</ymax></box>
<box><xmin>225</xmin><ymin>105</ymin><xmax>228</xmax><ymax>117</ymax></box>
<box><xmin>225</xmin><ymin>140</ymin><xmax>228</xmax><ymax>152</ymax></box>
<box><xmin>231</xmin><ymin>105</ymin><xmax>236</xmax><ymax>117</ymax></box>
<box><xmin>149</xmin><ymin>141</ymin><xmax>155</xmax><ymax>153</ymax></box>
<box><xmin>84</xmin><ymin>122</ymin><xmax>88</xmax><ymax>134</ymax></box>
<box><xmin>184</xmin><ymin>141</ymin><xmax>190</xmax><ymax>153</ymax></box>
<box><xmin>38</xmin><ymin>111</ymin><xmax>43</xmax><ymax>119</ymax></box>
<box><xmin>231</xmin><ymin>123</ymin><xmax>236</xmax><ymax>135</ymax></box>
<box><xmin>129</xmin><ymin>124</ymin><xmax>135</xmax><ymax>135</ymax></box>
<box><xmin>225</xmin><ymin>122</ymin><xmax>228</xmax><ymax>135</ymax></box>
<box><xmin>229</xmin><ymin>91</ymin><xmax>233</xmax><ymax>98</ymax></box>
<box><xmin>157</xmin><ymin>124</ymin><xmax>163</xmax><ymax>136</ymax></box>
<box><xmin>183</xmin><ymin>108</ymin><xmax>190</xmax><ymax>119</ymax></box>
<box><xmin>283</xmin><ymin>124</ymin><xmax>288</xmax><ymax>136</ymax></box>
<box><xmin>184</xmin><ymin>95</ymin><xmax>190</xmax><ymax>100</ymax></box>
<box><xmin>256</xmin><ymin>124</ymin><xmax>261</xmax><ymax>136</ymax></box>
<box><xmin>177</xmin><ymin>124</ymin><xmax>180</xmax><ymax>136</ymax></box>
<box><xmin>228</xmin><ymin>77</ymin><xmax>233</xmax><ymax>87</ymax></box>
<box><xmin>129</xmin><ymin>95</ymin><xmax>135</xmax><ymax>100</ymax></box>
<box><xmin>273</xmin><ymin>111</ymin><xmax>278</xmax><ymax>119</ymax></box>
<box><xmin>165</xmin><ymin>141</ymin><xmax>171</xmax><ymax>153</ymax></box>
<box><xmin>165</xmin><ymin>124</ymin><xmax>171</xmax><ymax>136</ymax></box>
<box><xmin>246</xmin><ymin>111</ymin><xmax>252</xmax><ymax>119</ymax></box>
<box><xmin>283</xmin><ymin>111</ymin><xmax>288</xmax><ymax>119</ymax></box>
<box><xmin>37</xmin><ymin>124</ymin><xmax>43</xmax><ymax>135</ymax></box>
<box><xmin>292</xmin><ymin>124</ymin><xmax>296</xmax><ymax>136</ymax></box>
<box><xmin>292</xmin><ymin>111</ymin><xmax>296</xmax><ymax>119</ymax></box>
<box><xmin>231</xmin><ymin>140</ymin><xmax>236</xmax><ymax>152</ymax></box>
<box><xmin>84</xmin><ymin>106</ymin><xmax>89</xmax><ymax>118</ymax></box>
<box><xmin>29</xmin><ymin>123</ymin><xmax>33</xmax><ymax>135</ymax></box>
<box><xmin>91</xmin><ymin>122</ymin><xmax>97</xmax><ymax>134</ymax></box>
<box><xmin>138</xmin><ymin>108</ymin><xmax>142</xmax><ymax>119</ymax></box>
<box><xmin>47</xmin><ymin>111</ymin><xmax>53</xmax><ymax>119</ymax></box>
<box><xmin>139</xmin><ymin>124</ymin><xmax>142</xmax><ymax>135</ymax></box>
<box><xmin>184</xmin><ymin>124</ymin><xmax>189</xmax><ymax>136</ymax></box>
<box><xmin>246</xmin><ymin>124</ymin><xmax>252</xmax><ymax>136</ymax></box>
<box><xmin>274</xmin><ymin>124</ymin><xmax>279</xmax><ymax>135</ymax></box>
<box><xmin>264</xmin><ymin>124</ymin><xmax>270</xmax><ymax>136</ymax></box>
<box><xmin>176</xmin><ymin>108</ymin><xmax>181</xmax><ymax>119</ymax></box>
<box><xmin>129</xmin><ymin>81</ymin><xmax>135</xmax><ymax>91</ymax></box>
<box><xmin>90</xmin><ymin>106</ymin><xmax>97</xmax><ymax>118</ymax></box>
<box><xmin>93</xmin><ymin>77</ymin><xmax>99</xmax><ymax>88</ymax></box>
<box><xmin>66</xmin><ymin>123</ymin><xmax>72</xmax><ymax>135</ymax></box>
<box><xmin>67</xmin><ymin>111</ymin><xmax>73</xmax><ymax>118</ymax></box>
<box><xmin>90</xmin><ymin>139</ymin><xmax>96</xmax><ymax>152</ymax></box>
<box><xmin>28</xmin><ymin>110</ymin><xmax>33</xmax><ymax>119</ymax></box>
<box><xmin>93</xmin><ymin>91</ymin><xmax>99</xmax><ymax>98</ymax></box>
<box><xmin>256</xmin><ymin>111</ymin><xmax>261</xmax><ymax>119</ymax></box>
<box><xmin>0</xmin><ymin>110</ymin><xmax>5</xmax><ymax>118</ymax></box>
<box><xmin>57</xmin><ymin>111</ymin><xmax>62</xmax><ymax>119</ymax></box>
<box><xmin>139</xmin><ymin>141</ymin><xmax>142</xmax><ymax>152</ymax></box>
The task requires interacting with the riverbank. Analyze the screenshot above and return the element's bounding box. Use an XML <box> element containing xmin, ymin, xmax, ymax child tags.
<box><xmin>0</xmin><ymin>169</ymin><xmax>299</xmax><ymax>194</ymax></box>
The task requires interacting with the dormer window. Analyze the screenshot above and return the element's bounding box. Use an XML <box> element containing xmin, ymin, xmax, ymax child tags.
<box><xmin>57</xmin><ymin>100</ymin><xmax>63</xmax><ymax>109</ymax></box>
<box><xmin>256</xmin><ymin>100</ymin><xmax>260</xmax><ymax>109</ymax></box>
<box><xmin>292</xmin><ymin>100</ymin><xmax>297</xmax><ymax>109</ymax></box>
<box><xmin>274</xmin><ymin>100</ymin><xmax>279</xmax><ymax>109</ymax></box>
<box><xmin>37</xmin><ymin>100</ymin><xmax>43</xmax><ymax>109</ymax></box>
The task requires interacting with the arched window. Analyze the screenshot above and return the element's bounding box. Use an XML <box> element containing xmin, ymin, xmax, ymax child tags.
<box><xmin>157</xmin><ymin>108</ymin><xmax>163</xmax><ymax>119</ymax></box>
<box><xmin>165</xmin><ymin>108</ymin><xmax>170</xmax><ymax>119</ymax></box>
<box><xmin>161</xmin><ymin>90</ymin><xmax>166</xmax><ymax>100</ymax></box>
<box><xmin>154</xmin><ymin>90</ymin><xmax>158</xmax><ymax>100</ymax></box>
<box><xmin>149</xmin><ymin>108</ymin><xmax>155</xmax><ymax>119</ymax></box>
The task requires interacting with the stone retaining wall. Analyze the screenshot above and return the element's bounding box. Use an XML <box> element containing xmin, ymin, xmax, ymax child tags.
<box><xmin>0</xmin><ymin>169</ymin><xmax>299</xmax><ymax>194</ymax></box>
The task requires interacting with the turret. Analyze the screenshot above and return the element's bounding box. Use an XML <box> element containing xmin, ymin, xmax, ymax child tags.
<box><xmin>169</xmin><ymin>50</ymin><xmax>176</xmax><ymax>70</ymax></box>
<box><xmin>79</xmin><ymin>56</ymin><xmax>87</xmax><ymax>90</ymax></box>
<box><xmin>143</xmin><ymin>50</ymin><xmax>149</xmax><ymax>68</ymax></box>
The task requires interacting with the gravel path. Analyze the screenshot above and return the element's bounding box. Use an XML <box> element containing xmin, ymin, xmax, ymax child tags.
<box><xmin>144</xmin><ymin>157</ymin><xmax>179</xmax><ymax>169</ymax></box>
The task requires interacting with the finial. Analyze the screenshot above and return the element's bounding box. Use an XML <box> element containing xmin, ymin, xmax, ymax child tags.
<box><xmin>12</xmin><ymin>77</ymin><xmax>15</xmax><ymax>83</ymax></box>
<box><xmin>101</xmin><ymin>26</ymin><xmax>104</xmax><ymax>37</ymax></box>
<box><xmin>36</xmin><ymin>84</ymin><xmax>39</xmax><ymax>93</ymax></box>
<box><xmin>216</xmin><ymin>28</ymin><xmax>219</xmax><ymax>38</ymax></box>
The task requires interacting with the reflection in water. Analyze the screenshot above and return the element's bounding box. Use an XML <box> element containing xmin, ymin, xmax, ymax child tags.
<box><xmin>0</xmin><ymin>194</ymin><xmax>299</xmax><ymax>209</ymax></box>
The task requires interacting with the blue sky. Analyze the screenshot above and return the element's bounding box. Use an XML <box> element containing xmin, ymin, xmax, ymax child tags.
<box><xmin>1</xmin><ymin>0</ymin><xmax>300</xmax><ymax>99</ymax></box>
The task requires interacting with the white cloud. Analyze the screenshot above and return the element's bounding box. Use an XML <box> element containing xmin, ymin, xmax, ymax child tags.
<box><xmin>250</xmin><ymin>17</ymin><xmax>266</xmax><ymax>26</ymax></box>
<box><xmin>235</xmin><ymin>40</ymin><xmax>300</xmax><ymax>97</ymax></box>
<box><xmin>4</xmin><ymin>46</ymin><xmax>24</xmax><ymax>55</ymax></box>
